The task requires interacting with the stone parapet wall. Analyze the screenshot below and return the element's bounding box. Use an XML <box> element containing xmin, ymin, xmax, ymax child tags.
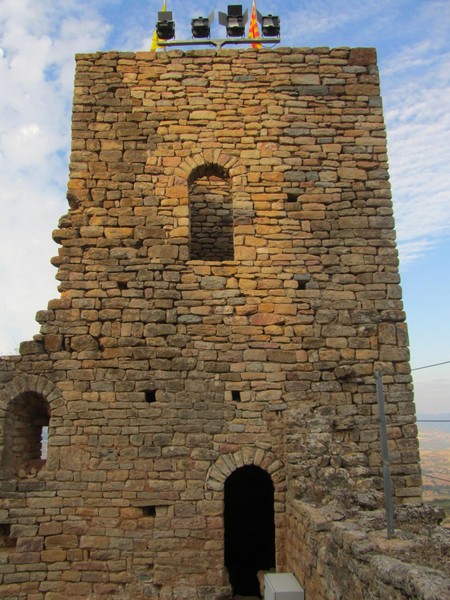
<box><xmin>0</xmin><ymin>47</ymin><xmax>433</xmax><ymax>598</ymax></box>
<box><xmin>286</xmin><ymin>500</ymin><xmax>449</xmax><ymax>600</ymax></box>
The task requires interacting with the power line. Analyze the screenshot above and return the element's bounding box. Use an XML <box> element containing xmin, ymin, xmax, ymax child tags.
<box><xmin>422</xmin><ymin>472</ymin><xmax>450</xmax><ymax>485</ymax></box>
<box><xmin>417</xmin><ymin>420</ymin><xmax>450</xmax><ymax>423</ymax></box>
<box><xmin>411</xmin><ymin>360</ymin><xmax>450</xmax><ymax>371</ymax></box>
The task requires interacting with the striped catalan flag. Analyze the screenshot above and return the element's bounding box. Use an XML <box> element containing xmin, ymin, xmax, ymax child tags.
<box><xmin>248</xmin><ymin>0</ymin><xmax>261</xmax><ymax>49</ymax></box>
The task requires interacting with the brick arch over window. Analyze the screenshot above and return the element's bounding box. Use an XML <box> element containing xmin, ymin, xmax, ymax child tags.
<box><xmin>0</xmin><ymin>375</ymin><xmax>62</xmax><ymax>477</ymax></box>
<box><xmin>175</xmin><ymin>152</ymin><xmax>241</xmax><ymax>262</ymax></box>
<box><xmin>176</xmin><ymin>151</ymin><xmax>240</xmax><ymax>187</ymax></box>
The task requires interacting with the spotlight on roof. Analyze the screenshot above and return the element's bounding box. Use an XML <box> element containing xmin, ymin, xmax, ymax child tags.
<box><xmin>191</xmin><ymin>11</ymin><xmax>214</xmax><ymax>39</ymax></box>
<box><xmin>218</xmin><ymin>5</ymin><xmax>248</xmax><ymax>38</ymax></box>
<box><xmin>257</xmin><ymin>13</ymin><xmax>280</xmax><ymax>38</ymax></box>
<box><xmin>156</xmin><ymin>11</ymin><xmax>175</xmax><ymax>41</ymax></box>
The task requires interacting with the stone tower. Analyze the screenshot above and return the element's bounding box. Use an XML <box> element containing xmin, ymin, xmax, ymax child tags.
<box><xmin>2</xmin><ymin>47</ymin><xmax>443</xmax><ymax>600</ymax></box>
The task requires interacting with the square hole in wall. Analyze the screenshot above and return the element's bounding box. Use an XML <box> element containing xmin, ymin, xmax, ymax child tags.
<box><xmin>0</xmin><ymin>524</ymin><xmax>16</xmax><ymax>550</ymax></box>
<box><xmin>294</xmin><ymin>274</ymin><xmax>311</xmax><ymax>290</ymax></box>
<box><xmin>145</xmin><ymin>390</ymin><xmax>157</xmax><ymax>403</ymax></box>
<box><xmin>231</xmin><ymin>390</ymin><xmax>241</xmax><ymax>402</ymax></box>
<box><xmin>141</xmin><ymin>506</ymin><xmax>156</xmax><ymax>517</ymax></box>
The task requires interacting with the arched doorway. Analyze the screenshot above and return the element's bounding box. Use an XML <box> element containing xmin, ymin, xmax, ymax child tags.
<box><xmin>224</xmin><ymin>465</ymin><xmax>276</xmax><ymax>597</ymax></box>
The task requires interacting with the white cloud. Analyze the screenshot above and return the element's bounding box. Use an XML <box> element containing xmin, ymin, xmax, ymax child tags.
<box><xmin>281</xmin><ymin>0</ymin><xmax>398</xmax><ymax>45</ymax></box>
<box><xmin>0</xmin><ymin>0</ymin><xmax>110</xmax><ymax>353</ymax></box>
<box><xmin>383</xmin><ymin>41</ymin><xmax>450</xmax><ymax>264</ymax></box>
<box><xmin>396</xmin><ymin>239</ymin><xmax>437</xmax><ymax>267</ymax></box>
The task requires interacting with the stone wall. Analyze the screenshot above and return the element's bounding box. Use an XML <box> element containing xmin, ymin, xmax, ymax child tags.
<box><xmin>286</xmin><ymin>500</ymin><xmax>449</xmax><ymax>600</ymax></box>
<box><xmin>0</xmin><ymin>47</ymin><xmax>443</xmax><ymax>599</ymax></box>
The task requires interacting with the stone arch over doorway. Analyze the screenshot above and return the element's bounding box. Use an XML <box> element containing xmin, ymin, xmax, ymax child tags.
<box><xmin>206</xmin><ymin>447</ymin><xmax>284</xmax><ymax>492</ymax></box>
<box><xmin>206</xmin><ymin>448</ymin><xmax>286</xmax><ymax>596</ymax></box>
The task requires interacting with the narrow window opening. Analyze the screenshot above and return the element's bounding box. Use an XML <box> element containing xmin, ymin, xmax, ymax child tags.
<box><xmin>1</xmin><ymin>392</ymin><xmax>50</xmax><ymax>477</ymax></box>
<box><xmin>286</xmin><ymin>193</ymin><xmax>299</xmax><ymax>203</ymax></box>
<box><xmin>41</xmin><ymin>425</ymin><xmax>49</xmax><ymax>460</ymax></box>
<box><xmin>231</xmin><ymin>390</ymin><xmax>241</xmax><ymax>402</ymax></box>
<box><xmin>142</xmin><ymin>506</ymin><xmax>156</xmax><ymax>517</ymax></box>
<box><xmin>145</xmin><ymin>390</ymin><xmax>157</xmax><ymax>403</ymax></box>
<box><xmin>117</xmin><ymin>281</ymin><xmax>128</xmax><ymax>290</ymax></box>
<box><xmin>189</xmin><ymin>168</ymin><xmax>234</xmax><ymax>261</ymax></box>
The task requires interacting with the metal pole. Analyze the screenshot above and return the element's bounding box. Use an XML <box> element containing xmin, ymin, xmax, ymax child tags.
<box><xmin>158</xmin><ymin>37</ymin><xmax>280</xmax><ymax>51</ymax></box>
<box><xmin>375</xmin><ymin>369</ymin><xmax>395</xmax><ymax>538</ymax></box>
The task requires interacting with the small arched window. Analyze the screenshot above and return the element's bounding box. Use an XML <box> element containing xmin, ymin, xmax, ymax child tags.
<box><xmin>2</xmin><ymin>392</ymin><xmax>50</xmax><ymax>477</ymax></box>
<box><xmin>189</xmin><ymin>166</ymin><xmax>234</xmax><ymax>261</ymax></box>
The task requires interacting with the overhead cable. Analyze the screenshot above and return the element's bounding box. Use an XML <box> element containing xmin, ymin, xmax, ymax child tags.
<box><xmin>412</xmin><ymin>360</ymin><xmax>450</xmax><ymax>371</ymax></box>
<box><xmin>422</xmin><ymin>472</ymin><xmax>450</xmax><ymax>485</ymax></box>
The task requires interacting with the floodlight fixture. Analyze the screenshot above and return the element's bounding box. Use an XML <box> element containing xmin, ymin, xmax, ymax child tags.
<box><xmin>156</xmin><ymin>11</ymin><xmax>175</xmax><ymax>41</ymax></box>
<box><xmin>257</xmin><ymin>12</ymin><xmax>280</xmax><ymax>37</ymax></box>
<box><xmin>218</xmin><ymin>5</ymin><xmax>248</xmax><ymax>38</ymax></box>
<box><xmin>191</xmin><ymin>11</ymin><xmax>214</xmax><ymax>39</ymax></box>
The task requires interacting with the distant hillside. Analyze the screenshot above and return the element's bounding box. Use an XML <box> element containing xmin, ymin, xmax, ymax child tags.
<box><xmin>417</xmin><ymin>417</ymin><xmax>450</xmax><ymax>525</ymax></box>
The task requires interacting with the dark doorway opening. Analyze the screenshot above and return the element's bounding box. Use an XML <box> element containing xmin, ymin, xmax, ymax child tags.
<box><xmin>224</xmin><ymin>465</ymin><xmax>275</xmax><ymax>597</ymax></box>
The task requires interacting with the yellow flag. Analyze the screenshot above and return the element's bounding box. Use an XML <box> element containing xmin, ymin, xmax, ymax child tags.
<box><xmin>150</xmin><ymin>0</ymin><xmax>167</xmax><ymax>51</ymax></box>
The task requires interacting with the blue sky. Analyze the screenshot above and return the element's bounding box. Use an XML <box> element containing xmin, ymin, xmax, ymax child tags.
<box><xmin>0</xmin><ymin>0</ymin><xmax>449</xmax><ymax>414</ymax></box>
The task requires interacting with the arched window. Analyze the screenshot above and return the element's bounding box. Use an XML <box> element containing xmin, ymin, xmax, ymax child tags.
<box><xmin>2</xmin><ymin>392</ymin><xmax>50</xmax><ymax>477</ymax></box>
<box><xmin>189</xmin><ymin>166</ymin><xmax>234</xmax><ymax>261</ymax></box>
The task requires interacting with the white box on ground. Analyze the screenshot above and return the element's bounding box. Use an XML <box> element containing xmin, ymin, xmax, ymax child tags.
<box><xmin>264</xmin><ymin>573</ymin><xmax>305</xmax><ymax>600</ymax></box>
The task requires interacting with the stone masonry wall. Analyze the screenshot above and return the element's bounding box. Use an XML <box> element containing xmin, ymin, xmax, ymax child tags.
<box><xmin>0</xmin><ymin>47</ymin><xmax>431</xmax><ymax>599</ymax></box>
<box><xmin>285</xmin><ymin>500</ymin><xmax>449</xmax><ymax>600</ymax></box>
